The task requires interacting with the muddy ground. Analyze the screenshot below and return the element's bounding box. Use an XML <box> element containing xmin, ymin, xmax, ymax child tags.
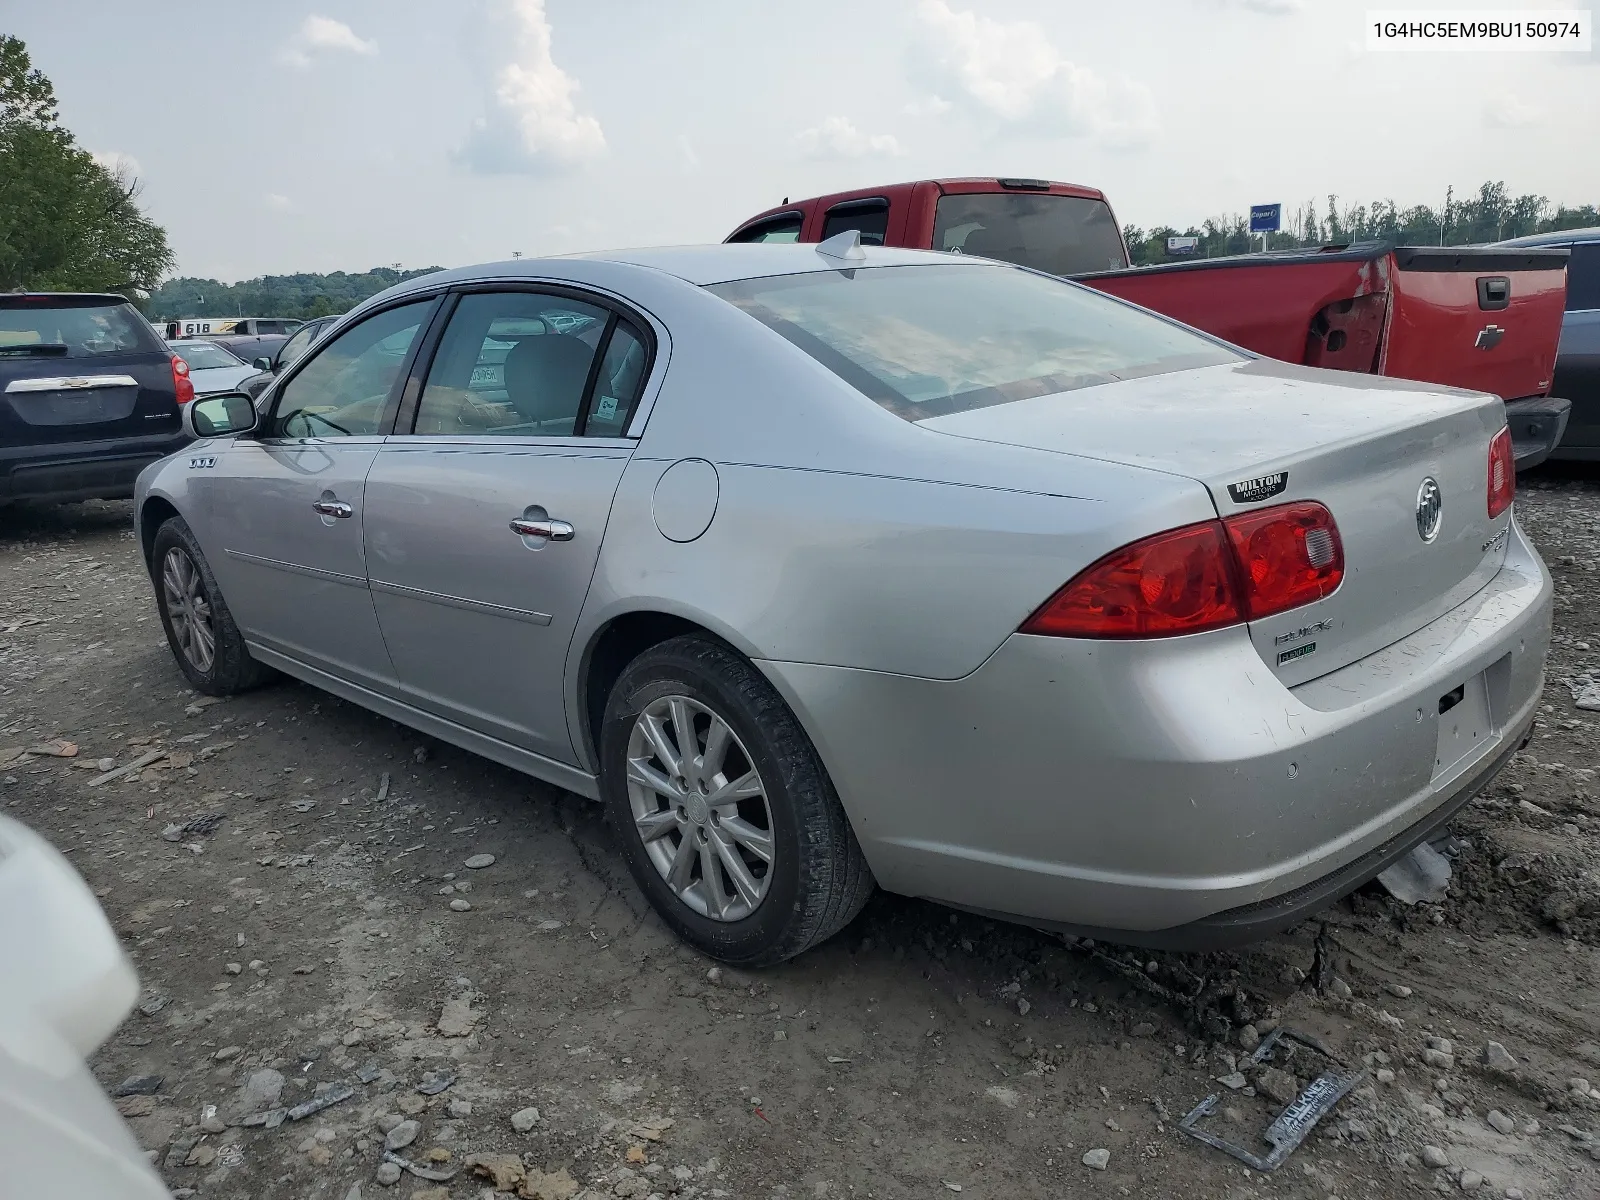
<box><xmin>3</xmin><ymin>472</ymin><xmax>1600</xmax><ymax>1200</ymax></box>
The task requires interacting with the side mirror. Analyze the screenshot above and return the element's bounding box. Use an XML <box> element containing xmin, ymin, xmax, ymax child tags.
<box><xmin>252</xmin><ymin>356</ymin><xmax>271</xmax><ymax>371</ymax></box>
<box><xmin>183</xmin><ymin>390</ymin><xmax>258</xmax><ymax>439</ymax></box>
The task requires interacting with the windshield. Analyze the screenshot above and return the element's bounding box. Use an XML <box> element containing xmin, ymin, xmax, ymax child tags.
<box><xmin>933</xmin><ymin>193</ymin><xmax>1128</xmax><ymax>276</ymax></box>
<box><xmin>0</xmin><ymin>300</ymin><xmax>165</xmax><ymax>358</ymax></box>
<box><xmin>169</xmin><ymin>341</ymin><xmax>245</xmax><ymax>369</ymax></box>
<box><xmin>708</xmin><ymin>263</ymin><xmax>1238</xmax><ymax>421</ymax></box>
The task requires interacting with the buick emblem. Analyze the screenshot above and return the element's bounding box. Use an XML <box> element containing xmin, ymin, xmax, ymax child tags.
<box><xmin>1416</xmin><ymin>477</ymin><xmax>1443</xmax><ymax>542</ymax></box>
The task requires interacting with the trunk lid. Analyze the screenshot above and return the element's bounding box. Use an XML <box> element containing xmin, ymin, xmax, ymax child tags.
<box><xmin>0</xmin><ymin>296</ymin><xmax>181</xmax><ymax>447</ymax></box>
<box><xmin>1381</xmin><ymin>245</ymin><xmax>1569</xmax><ymax>401</ymax></box>
<box><xmin>920</xmin><ymin>357</ymin><xmax>1510</xmax><ymax>683</ymax></box>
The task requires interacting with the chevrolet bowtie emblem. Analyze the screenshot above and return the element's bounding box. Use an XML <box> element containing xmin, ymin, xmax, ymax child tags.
<box><xmin>1475</xmin><ymin>325</ymin><xmax>1505</xmax><ymax>350</ymax></box>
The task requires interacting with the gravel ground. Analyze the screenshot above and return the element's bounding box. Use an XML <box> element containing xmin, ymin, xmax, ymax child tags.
<box><xmin>3</xmin><ymin>473</ymin><xmax>1600</xmax><ymax>1200</ymax></box>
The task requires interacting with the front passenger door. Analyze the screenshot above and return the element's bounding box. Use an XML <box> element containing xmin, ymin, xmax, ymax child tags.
<box><xmin>202</xmin><ymin>299</ymin><xmax>438</xmax><ymax>691</ymax></box>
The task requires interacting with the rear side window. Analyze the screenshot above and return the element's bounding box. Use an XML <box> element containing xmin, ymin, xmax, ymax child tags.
<box><xmin>933</xmin><ymin>193</ymin><xmax>1128</xmax><ymax>275</ymax></box>
<box><xmin>1568</xmin><ymin>243</ymin><xmax>1600</xmax><ymax>311</ymax></box>
<box><xmin>729</xmin><ymin>214</ymin><xmax>803</xmax><ymax>244</ymax></box>
<box><xmin>709</xmin><ymin>263</ymin><xmax>1237</xmax><ymax>421</ymax></box>
<box><xmin>0</xmin><ymin>300</ymin><xmax>165</xmax><ymax>359</ymax></box>
<box><xmin>821</xmin><ymin>199</ymin><xmax>889</xmax><ymax>246</ymax></box>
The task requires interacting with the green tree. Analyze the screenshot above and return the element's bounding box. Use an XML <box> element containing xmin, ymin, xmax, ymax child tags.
<box><xmin>0</xmin><ymin>34</ymin><xmax>172</xmax><ymax>299</ymax></box>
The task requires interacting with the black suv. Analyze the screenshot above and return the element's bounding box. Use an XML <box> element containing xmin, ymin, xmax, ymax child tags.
<box><xmin>1496</xmin><ymin>228</ymin><xmax>1600</xmax><ymax>459</ymax></box>
<box><xmin>1</xmin><ymin>293</ymin><xmax>192</xmax><ymax>504</ymax></box>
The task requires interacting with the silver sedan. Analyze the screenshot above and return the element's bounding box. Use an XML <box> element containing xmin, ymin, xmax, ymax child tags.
<box><xmin>132</xmin><ymin>242</ymin><xmax>1552</xmax><ymax>964</ymax></box>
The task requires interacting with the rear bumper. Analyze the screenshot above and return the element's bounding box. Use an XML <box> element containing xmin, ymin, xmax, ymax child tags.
<box><xmin>762</xmin><ymin>517</ymin><xmax>1552</xmax><ymax>945</ymax></box>
<box><xmin>0</xmin><ymin>431</ymin><xmax>190</xmax><ymax>504</ymax></box>
<box><xmin>1504</xmin><ymin>394</ymin><xmax>1571</xmax><ymax>470</ymax></box>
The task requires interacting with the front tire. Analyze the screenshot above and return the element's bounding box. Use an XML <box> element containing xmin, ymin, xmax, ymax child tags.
<box><xmin>599</xmin><ymin>635</ymin><xmax>874</xmax><ymax>965</ymax></box>
<box><xmin>151</xmin><ymin>517</ymin><xmax>274</xmax><ymax>696</ymax></box>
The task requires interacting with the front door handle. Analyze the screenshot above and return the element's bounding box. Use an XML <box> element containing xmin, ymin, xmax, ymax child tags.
<box><xmin>312</xmin><ymin>499</ymin><xmax>353</xmax><ymax>519</ymax></box>
<box><xmin>509</xmin><ymin>517</ymin><xmax>575</xmax><ymax>541</ymax></box>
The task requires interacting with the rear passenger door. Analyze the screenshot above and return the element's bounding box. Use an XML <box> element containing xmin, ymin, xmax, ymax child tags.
<box><xmin>362</xmin><ymin>287</ymin><xmax>655</xmax><ymax>768</ymax></box>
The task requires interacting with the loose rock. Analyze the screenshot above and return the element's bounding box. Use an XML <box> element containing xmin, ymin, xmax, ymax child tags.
<box><xmin>1488</xmin><ymin>1109</ymin><xmax>1515</xmax><ymax>1135</ymax></box>
<box><xmin>1422</xmin><ymin>1145</ymin><xmax>1451</xmax><ymax>1169</ymax></box>
<box><xmin>437</xmin><ymin>996</ymin><xmax>478</xmax><ymax>1038</ymax></box>
<box><xmin>448</xmin><ymin>898</ymin><xmax>472</xmax><ymax>912</ymax></box>
<box><xmin>114</xmin><ymin>1074</ymin><xmax>164</xmax><ymax>1098</ymax></box>
<box><xmin>1483</xmin><ymin>1041</ymin><xmax>1519</xmax><ymax>1073</ymax></box>
<box><xmin>375</xmin><ymin>1161</ymin><xmax>402</xmax><ymax>1186</ymax></box>
<box><xmin>447</xmin><ymin>1099</ymin><xmax>472</xmax><ymax>1118</ymax></box>
<box><xmin>1082</xmin><ymin>1148</ymin><xmax>1110</xmax><ymax>1171</ymax></box>
<box><xmin>213</xmin><ymin>1045</ymin><xmax>241</xmax><ymax>1062</ymax></box>
<box><xmin>465</xmin><ymin>853</ymin><xmax>495</xmax><ymax>869</ymax></box>
<box><xmin>384</xmin><ymin>1119</ymin><xmax>420</xmax><ymax>1151</ymax></box>
<box><xmin>511</xmin><ymin>1106</ymin><xmax>541</xmax><ymax>1132</ymax></box>
<box><xmin>1255</xmin><ymin>1066</ymin><xmax>1300</xmax><ymax>1106</ymax></box>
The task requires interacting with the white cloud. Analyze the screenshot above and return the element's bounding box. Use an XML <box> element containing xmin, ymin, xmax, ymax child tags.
<box><xmin>279</xmin><ymin>15</ymin><xmax>378</xmax><ymax>69</ymax></box>
<box><xmin>911</xmin><ymin>0</ymin><xmax>1158</xmax><ymax>148</ymax></box>
<box><xmin>1484</xmin><ymin>91</ymin><xmax>1544</xmax><ymax>129</ymax></box>
<box><xmin>902</xmin><ymin>95</ymin><xmax>952</xmax><ymax>117</ymax></box>
<box><xmin>90</xmin><ymin>150</ymin><xmax>142</xmax><ymax>179</ymax></box>
<box><xmin>793</xmin><ymin>116</ymin><xmax>904</xmax><ymax>160</ymax></box>
<box><xmin>265</xmin><ymin>193</ymin><xmax>292</xmax><ymax>211</ymax></box>
<box><xmin>457</xmin><ymin>0</ymin><xmax>606</xmax><ymax>175</ymax></box>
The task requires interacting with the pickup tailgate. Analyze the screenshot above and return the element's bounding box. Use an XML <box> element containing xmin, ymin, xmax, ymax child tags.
<box><xmin>920</xmin><ymin>357</ymin><xmax>1510</xmax><ymax>684</ymax></box>
<box><xmin>1381</xmin><ymin>246</ymin><xmax>1569</xmax><ymax>400</ymax></box>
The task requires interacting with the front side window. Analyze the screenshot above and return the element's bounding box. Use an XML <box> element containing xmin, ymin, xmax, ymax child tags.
<box><xmin>709</xmin><ymin>263</ymin><xmax>1238</xmax><ymax>421</ymax></box>
<box><xmin>268</xmin><ymin>300</ymin><xmax>432</xmax><ymax>438</ymax></box>
<box><xmin>1567</xmin><ymin>243</ymin><xmax>1600</xmax><ymax>311</ymax></box>
<box><xmin>730</xmin><ymin>215</ymin><xmax>803</xmax><ymax>244</ymax></box>
<box><xmin>933</xmin><ymin>193</ymin><xmax>1127</xmax><ymax>275</ymax></box>
<box><xmin>275</xmin><ymin>323</ymin><xmax>318</xmax><ymax>369</ymax></box>
<box><xmin>412</xmin><ymin>292</ymin><xmax>609</xmax><ymax>436</ymax></box>
<box><xmin>821</xmin><ymin>200</ymin><xmax>889</xmax><ymax>246</ymax></box>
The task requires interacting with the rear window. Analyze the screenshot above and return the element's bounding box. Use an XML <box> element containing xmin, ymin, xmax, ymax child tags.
<box><xmin>709</xmin><ymin>263</ymin><xmax>1238</xmax><ymax>421</ymax></box>
<box><xmin>933</xmin><ymin>193</ymin><xmax>1128</xmax><ymax>275</ymax></box>
<box><xmin>170</xmin><ymin>341</ymin><xmax>245</xmax><ymax>369</ymax></box>
<box><xmin>0</xmin><ymin>300</ymin><xmax>165</xmax><ymax>359</ymax></box>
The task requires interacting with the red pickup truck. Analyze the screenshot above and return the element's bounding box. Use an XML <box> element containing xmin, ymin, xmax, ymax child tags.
<box><xmin>728</xmin><ymin>178</ymin><xmax>1572</xmax><ymax>468</ymax></box>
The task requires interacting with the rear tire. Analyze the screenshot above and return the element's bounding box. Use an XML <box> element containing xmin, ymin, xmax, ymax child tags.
<box><xmin>599</xmin><ymin>635</ymin><xmax>874</xmax><ymax>965</ymax></box>
<box><xmin>151</xmin><ymin>517</ymin><xmax>274</xmax><ymax>696</ymax></box>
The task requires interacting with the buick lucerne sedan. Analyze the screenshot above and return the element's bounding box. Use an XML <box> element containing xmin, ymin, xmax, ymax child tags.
<box><xmin>133</xmin><ymin>240</ymin><xmax>1552</xmax><ymax>964</ymax></box>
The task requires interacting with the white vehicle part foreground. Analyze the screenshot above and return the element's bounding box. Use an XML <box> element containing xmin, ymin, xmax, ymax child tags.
<box><xmin>0</xmin><ymin>814</ymin><xmax>171</xmax><ymax>1199</ymax></box>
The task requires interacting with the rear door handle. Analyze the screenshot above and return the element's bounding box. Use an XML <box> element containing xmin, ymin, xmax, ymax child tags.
<box><xmin>510</xmin><ymin>517</ymin><xmax>575</xmax><ymax>541</ymax></box>
<box><xmin>312</xmin><ymin>499</ymin><xmax>353</xmax><ymax>519</ymax></box>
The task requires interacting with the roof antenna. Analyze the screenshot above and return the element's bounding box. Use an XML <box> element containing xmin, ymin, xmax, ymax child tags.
<box><xmin>815</xmin><ymin>229</ymin><xmax>866</xmax><ymax>262</ymax></box>
<box><xmin>782</xmin><ymin>197</ymin><xmax>789</xmax><ymax>204</ymax></box>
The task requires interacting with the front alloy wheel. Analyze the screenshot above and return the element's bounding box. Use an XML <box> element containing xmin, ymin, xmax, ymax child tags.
<box><xmin>161</xmin><ymin>546</ymin><xmax>215</xmax><ymax>674</ymax></box>
<box><xmin>626</xmin><ymin>695</ymin><xmax>775</xmax><ymax>922</ymax></box>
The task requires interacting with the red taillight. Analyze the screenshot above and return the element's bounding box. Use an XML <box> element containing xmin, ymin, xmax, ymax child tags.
<box><xmin>1223</xmin><ymin>501</ymin><xmax>1345</xmax><ymax>620</ymax></box>
<box><xmin>1020</xmin><ymin>520</ymin><xmax>1244</xmax><ymax>639</ymax></box>
<box><xmin>1021</xmin><ymin>501</ymin><xmax>1344</xmax><ymax>639</ymax></box>
<box><xmin>1487</xmin><ymin>426</ymin><xmax>1514</xmax><ymax>519</ymax></box>
<box><xmin>171</xmin><ymin>354</ymin><xmax>194</xmax><ymax>405</ymax></box>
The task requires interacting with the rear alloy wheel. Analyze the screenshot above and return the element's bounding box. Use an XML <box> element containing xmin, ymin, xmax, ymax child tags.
<box><xmin>151</xmin><ymin>517</ymin><xmax>274</xmax><ymax>696</ymax></box>
<box><xmin>626</xmin><ymin>694</ymin><xmax>775</xmax><ymax>923</ymax></box>
<box><xmin>600</xmin><ymin>635</ymin><xmax>874</xmax><ymax>965</ymax></box>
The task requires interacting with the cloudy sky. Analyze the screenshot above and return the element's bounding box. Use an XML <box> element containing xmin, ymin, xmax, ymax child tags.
<box><xmin>10</xmin><ymin>0</ymin><xmax>1598</xmax><ymax>281</ymax></box>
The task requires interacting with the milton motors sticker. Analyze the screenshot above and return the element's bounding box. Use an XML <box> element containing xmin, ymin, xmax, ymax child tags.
<box><xmin>1227</xmin><ymin>471</ymin><xmax>1288</xmax><ymax>504</ymax></box>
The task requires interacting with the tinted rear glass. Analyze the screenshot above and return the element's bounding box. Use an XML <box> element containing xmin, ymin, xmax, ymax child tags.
<box><xmin>933</xmin><ymin>193</ymin><xmax>1128</xmax><ymax>275</ymax></box>
<box><xmin>0</xmin><ymin>300</ymin><xmax>165</xmax><ymax>358</ymax></box>
<box><xmin>1568</xmin><ymin>243</ymin><xmax>1600</xmax><ymax>311</ymax></box>
<box><xmin>709</xmin><ymin>263</ymin><xmax>1237</xmax><ymax>421</ymax></box>
<box><xmin>822</xmin><ymin>201</ymin><xmax>889</xmax><ymax>246</ymax></box>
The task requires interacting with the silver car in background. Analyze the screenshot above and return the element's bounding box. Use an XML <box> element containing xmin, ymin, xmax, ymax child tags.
<box><xmin>133</xmin><ymin>241</ymin><xmax>1551</xmax><ymax>964</ymax></box>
